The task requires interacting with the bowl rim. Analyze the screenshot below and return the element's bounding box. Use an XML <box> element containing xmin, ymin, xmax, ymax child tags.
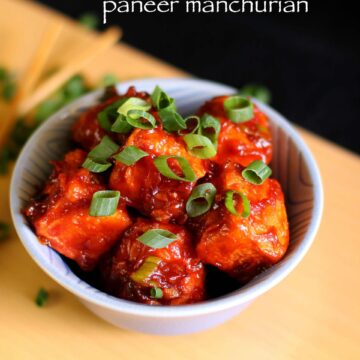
<box><xmin>10</xmin><ymin>77</ymin><xmax>324</xmax><ymax>318</ymax></box>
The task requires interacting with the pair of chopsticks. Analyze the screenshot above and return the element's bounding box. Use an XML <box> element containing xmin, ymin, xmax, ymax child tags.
<box><xmin>0</xmin><ymin>22</ymin><xmax>122</xmax><ymax>149</ymax></box>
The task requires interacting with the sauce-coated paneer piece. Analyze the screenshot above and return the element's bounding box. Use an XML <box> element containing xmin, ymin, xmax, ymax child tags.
<box><xmin>198</xmin><ymin>96</ymin><xmax>272</xmax><ymax>166</ymax></box>
<box><xmin>101</xmin><ymin>218</ymin><xmax>205</xmax><ymax>305</ymax></box>
<box><xmin>23</xmin><ymin>149</ymin><xmax>131</xmax><ymax>271</ymax></box>
<box><xmin>193</xmin><ymin>162</ymin><xmax>289</xmax><ymax>283</ymax></box>
<box><xmin>109</xmin><ymin>127</ymin><xmax>207</xmax><ymax>224</ymax></box>
<box><xmin>71</xmin><ymin>86</ymin><xmax>150</xmax><ymax>150</ymax></box>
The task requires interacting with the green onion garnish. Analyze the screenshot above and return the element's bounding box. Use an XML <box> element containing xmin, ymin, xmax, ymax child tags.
<box><xmin>238</xmin><ymin>84</ymin><xmax>271</xmax><ymax>104</ymax></box>
<box><xmin>150</xmin><ymin>287</ymin><xmax>163</xmax><ymax>299</ymax></box>
<box><xmin>35</xmin><ymin>288</ymin><xmax>49</xmax><ymax>307</ymax></box>
<box><xmin>158</xmin><ymin>109</ymin><xmax>186</xmax><ymax>132</ymax></box>
<box><xmin>151</xmin><ymin>86</ymin><xmax>176</xmax><ymax>111</ymax></box>
<box><xmin>224</xmin><ymin>96</ymin><xmax>254</xmax><ymax>123</ymax></box>
<box><xmin>153</xmin><ymin>155</ymin><xmax>196</xmax><ymax>182</ymax></box>
<box><xmin>225</xmin><ymin>190</ymin><xmax>251</xmax><ymax>218</ymax></box>
<box><xmin>89</xmin><ymin>190</ymin><xmax>120</xmax><ymax>217</ymax></box>
<box><xmin>110</xmin><ymin>114</ymin><xmax>133</xmax><ymax>134</ymax></box>
<box><xmin>178</xmin><ymin>116</ymin><xmax>200</xmax><ymax>135</ymax></box>
<box><xmin>242</xmin><ymin>160</ymin><xmax>272</xmax><ymax>185</ymax></box>
<box><xmin>130</xmin><ymin>256</ymin><xmax>161</xmax><ymax>283</ymax></box>
<box><xmin>183</xmin><ymin>134</ymin><xmax>217</xmax><ymax>159</ymax></box>
<box><xmin>87</xmin><ymin>135</ymin><xmax>119</xmax><ymax>159</ymax></box>
<box><xmin>117</xmin><ymin>97</ymin><xmax>151</xmax><ymax>116</ymax></box>
<box><xmin>98</xmin><ymin>98</ymin><xmax>128</xmax><ymax>131</ymax></box>
<box><xmin>200</xmin><ymin>114</ymin><xmax>221</xmax><ymax>145</ymax></box>
<box><xmin>126</xmin><ymin>109</ymin><xmax>156</xmax><ymax>129</ymax></box>
<box><xmin>82</xmin><ymin>158</ymin><xmax>112</xmax><ymax>173</ymax></box>
<box><xmin>137</xmin><ymin>229</ymin><xmax>178</xmax><ymax>249</ymax></box>
<box><xmin>83</xmin><ymin>136</ymin><xmax>119</xmax><ymax>173</ymax></box>
<box><xmin>114</xmin><ymin>146</ymin><xmax>148</xmax><ymax>166</ymax></box>
<box><xmin>186</xmin><ymin>183</ymin><xmax>217</xmax><ymax>218</ymax></box>
<box><xmin>0</xmin><ymin>222</ymin><xmax>10</xmax><ymax>241</ymax></box>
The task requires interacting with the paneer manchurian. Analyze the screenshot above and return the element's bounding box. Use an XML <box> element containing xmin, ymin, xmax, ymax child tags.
<box><xmin>24</xmin><ymin>85</ymin><xmax>289</xmax><ymax>305</ymax></box>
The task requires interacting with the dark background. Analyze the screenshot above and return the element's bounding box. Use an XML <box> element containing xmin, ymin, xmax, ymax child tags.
<box><xmin>39</xmin><ymin>0</ymin><xmax>360</xmax><ymax>153</ymax></box>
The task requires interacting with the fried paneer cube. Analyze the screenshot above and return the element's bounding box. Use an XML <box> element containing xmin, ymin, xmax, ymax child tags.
<box><xmin>100</xmin><ymin>218</ymin><xmax>205</xmax><ymax>305</ymax></box>
<box><xmin>71</xmin><ymin>86</ymin><xmax>150</xmax><ymax>150</ymax></box>
<box><xmin>198</xmin><ymin>96</ymin><xmax>272</xmax><ymax>166</ymax></box>
<box><xmin>109</xmin><ymin>127</ymin><xmax>207</xmax><ymax>224</ymax></box>
<box><xmin>24</xmin><ymin>149</ymin><xmax>131</xmax><ymax>270</ymax></box>
<box><xmin>192</xmin><ymin>162</ymin><xmax>289</xmax><ymax>283</ymax></box>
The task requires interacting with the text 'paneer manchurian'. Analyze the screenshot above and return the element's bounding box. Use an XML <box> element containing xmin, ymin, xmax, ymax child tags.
<box><xmin>24</xmin><ymin>84</ymin><xmax>289</xmax><ymax>305</ymax></box>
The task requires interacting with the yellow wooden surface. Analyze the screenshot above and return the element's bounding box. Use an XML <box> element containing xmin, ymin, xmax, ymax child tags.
<box><xmin>1</xmin><ymin>1</ymin><xmax>359</xmax><ymax>359</ymax></box>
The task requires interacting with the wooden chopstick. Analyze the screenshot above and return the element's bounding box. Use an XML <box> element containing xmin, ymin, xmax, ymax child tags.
<box><xmin>15</xmin><ymin>21</ymin><xmax>63</xmax><ymax>103</ymax></box>
<box><xmin>0</xmin><ymin>21</ymin><xmax>63</xmax><ymax>148</ymax></box>
<box><xmin>17</xmin><ymin>26</ymin><xmax>122</xmax><ymax>118</ymax></box>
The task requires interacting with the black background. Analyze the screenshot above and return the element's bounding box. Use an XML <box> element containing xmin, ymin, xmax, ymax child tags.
<box><xmin>39</xmin><ymin>0</ymin><xmax>360</xmax><ymax>153</ymax></box>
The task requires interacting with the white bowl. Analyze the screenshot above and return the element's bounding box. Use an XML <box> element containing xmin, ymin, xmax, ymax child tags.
<box><xmin>10</xmin><ymin>78</ymin><xmax>323</xmax><ymax>335</ymax></box>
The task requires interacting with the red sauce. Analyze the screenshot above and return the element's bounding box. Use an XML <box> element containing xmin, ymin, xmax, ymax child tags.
<box><xmin>24</xmin><ymin>87</ymin><xmax>289</xmax><ymax>305</ymax></box>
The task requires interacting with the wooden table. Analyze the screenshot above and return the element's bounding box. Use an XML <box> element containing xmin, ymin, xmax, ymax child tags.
<box><xmin>1</xmin><ymin>1</ymin><xmax>359</xmax><ymax>359</ymax></box>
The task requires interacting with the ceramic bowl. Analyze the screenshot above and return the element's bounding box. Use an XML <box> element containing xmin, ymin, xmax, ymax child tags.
<box><xmin>10</xmin><ymin>78</ymin><xmax>323</xmax><ymax>335</ymax></box>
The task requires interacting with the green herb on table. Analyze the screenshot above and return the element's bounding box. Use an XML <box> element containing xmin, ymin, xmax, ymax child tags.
<box><xmin>35</xmin><ymin>288</ymin><xmax>49</xmax><ymax>307</ymax></box>
<box><xmin>0</xmin><ymin>66</ymin><xmax>16</xmax><ymax>102</ymax></box>
<box><xmin>79</xmin><ymin>13</ymin><xmax>100</xmax><ymax>30</ymax></box>
<box><xmin>99</xmin><ymin>74</ymin><xmax>119</xmax><ymax>87</ymax></box>
<box><xmin>238</xmin><ymin>84</ymin><xmax>271</xmax><ymax>104</ymax></box>
<box><xmin>33</xmin><ymin>74</ymin><xmax>89</xmax><ymax>124</ymax></box>
<box><xmin>0</xmin><ymin>222</ymin><xmax>10</xmax><ymax>241</ymax></box>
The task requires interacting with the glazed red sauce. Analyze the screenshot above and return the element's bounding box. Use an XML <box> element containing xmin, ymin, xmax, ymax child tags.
<box><xmin>198</xmin><ymin>95</ymin><xmax>272</xmax><ymax>166</ymax></box>
<box><xmin>24</xmin><ymin>87</ymin><xmax>289</xmax><ymax>305</ymax></box>
<box><xmin>101</xmin><ymin>218</ymin><xmax>205</xmax><ymax>305</ymax></box>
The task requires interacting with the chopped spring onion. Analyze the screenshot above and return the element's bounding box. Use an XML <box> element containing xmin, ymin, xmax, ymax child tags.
<box><xmin>150</xmin><ymin>287</ymin><xmax>163</xmax><ymax>299</ymax></box>
<box><xmin>117</xmin><ymin>97</ymin><xmax>151</xmax><ymax>117</ymax></box>
<box><xmin>89</xmin><ymin>190</ymin><xmax>120</xmax><ymax>217</ymax></box>
<box><xmin>199</xmin><ymin>114</ymin><xmax>221</xmax><ymax>145</ymax></box>
<box><xmin>151</xmin><ymin>86</ymin><xmax>176</xmax><ymax>111</ymax></box>
<box><xmin>0</xmin><ymin>222</ymin><xmax>10</xmax><ymax>241</ymax></box>
<box><xmin>83</xmin><ymin>136</ymin><xmax>119</xmax><ymax>173</ymax></box>
<box><xmin>224</xmin><ymin>96</ymin><xmax>254</xmax><ymax>123</ymax></box>
<box><xmin>88</xmin><ymin>135</ymin><xmax>119</xmax><ymax>160</ymax></box>
<box><xmin>82</xmin><ymin>158</ymin><xmax>112</xmax><ymax>173</ymax></box>
<box><xmin>111</xmin><ymin>114</ymin><xmax>133</xmax><ymax>134</ymax></box>
<box><xmin>178</xmin><ymin>116</ymin><xmax>200</xmax><ymax>135</ymax></box>
<box><xmin>238</xmin><ymin>84</ymin><xmax>271</xmax><ymax>104</ymax></box>
<box><xmin>225</xmin><ymin>190</ymin><xmax>251</xmax><ymax>218</ymax></box>
<box><xmin>137</xmin><ymin>229</ymin><xmax>178</xmax><ymax>249</ymax></box>
<box><xmin>153</xmin><ymin>155</ymin><xmax>196</xmax><ymax>182</ymax></box>
<box><xmin>98</xmin><ymin>98</ymin><xmax>128</xmax><ymax>131</ymax></box>
<box><xmin>114</xmin><ymin>146</ymin><xmax>148</xmax><ymax>166</ymax></box>
<box><xmin>126</xmin><ymin>109</ymin><xmax>156</xmax><ymax>129</ymax></box>
<box><xmin>130</xmin><ymin>256</ymin><xmax>162</xmax><ymax>283</ymax></box>
<box><xmin>186</xmin><ymin>183</ymin><xmax>217</xmax><ymax>217</ymax></box>
<box><xmin>158</xmin><ymin>109</ymin><xmax>186</xmax><ymax>132</ymax></box>
<box><xmin>35</xmin><ymin>288</ymin><xmax>49</xmax><ymax>307</ymax></box>
<box><xmin>242</xmin><ymin>160</ymin><xmax>272</xmax><ymax>185</ymax></box>
<box><xmin>183</xmin><ymin>134</ymin><xmax>217</xmax><ymax>159</ymax></box>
